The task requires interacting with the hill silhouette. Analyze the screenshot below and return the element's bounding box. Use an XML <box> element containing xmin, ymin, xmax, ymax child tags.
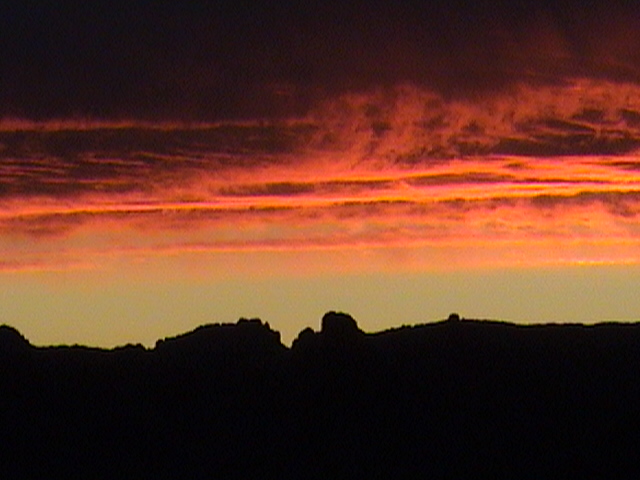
<box><xmin>2</xmin><ymin>312</ymin><xmax>640</xmax><ymax>478</ymax></box>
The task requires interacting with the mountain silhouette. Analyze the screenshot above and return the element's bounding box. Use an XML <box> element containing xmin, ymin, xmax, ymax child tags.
<box><xmin>2</xmin><ymin>313</ymin><xmax>640</xmax><ymax>478</ymax></box>
<box><xmin>0</xmin><ymin>324</ymin><xmax>30</xmax><ymax>353</ymax></box>
<box><xmin>155</xmin><ymin>318</ymin><xmax>285</xmax><ymax>359</ymax></box>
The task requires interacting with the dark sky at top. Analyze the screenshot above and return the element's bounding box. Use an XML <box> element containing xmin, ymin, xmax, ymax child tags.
<box><xmin>1</xmin><ymin>0</ymin><xmax>639</xmax><ymax>120</ymax></box>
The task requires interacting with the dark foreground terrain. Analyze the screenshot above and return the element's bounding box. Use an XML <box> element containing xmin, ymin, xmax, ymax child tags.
<box><xmin>2</xmin><ymin>312</ymin><xmax>640</xmax><ymax>478</ymax></box>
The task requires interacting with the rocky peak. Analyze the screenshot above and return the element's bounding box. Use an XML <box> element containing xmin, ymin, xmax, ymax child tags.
<box><xmin>0</xmin><ymin>325</ymin><xmax>31</xmax><ymax>353</ymax></box>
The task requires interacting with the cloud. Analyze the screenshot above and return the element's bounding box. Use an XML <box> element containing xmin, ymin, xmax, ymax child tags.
<box><xmin>2</xmin><ymin>80</ymin><xmax>640</xmax><ymax>271</ymax></box>
<box><xmin>1</xmin><ymin>1</ymin><xmax>639</xmax><ymax>121</ymax></box>
<box><xmin>304</xmin><ymin>81</ymin><xmax>640</xmax><ymax>163</ymax></box>
<box><xmin>4</xmin><ymin>2</ymin><xmax>640</xmax><ymax>275</ymax></box>
<box><xmin>6</xmin><ymin>80</ymin><xmax>640</xmax><ymax>211</ymax></box>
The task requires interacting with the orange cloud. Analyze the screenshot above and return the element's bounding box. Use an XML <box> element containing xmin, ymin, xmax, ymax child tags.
<box><xmin>2</xmin><ymin>81</ymin><xmax>640</xmax><ymax>273</ymax></box>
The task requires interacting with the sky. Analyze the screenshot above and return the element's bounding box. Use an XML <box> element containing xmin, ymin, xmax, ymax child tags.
<box><xmin>2</xmin><ymin>0</ymin><xmax>640</xmax><ymax>347</ymax></box>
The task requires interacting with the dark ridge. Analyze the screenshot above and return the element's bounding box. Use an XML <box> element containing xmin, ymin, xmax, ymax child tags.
<box><xmin>154</xmin><ymin>317</ymin><xmax>285</xmax><ymax>357</ymax></box>
<box><xmin>320</xmin><ymin>310</ymin><xmax>362</xmax><ymax>336</ymax></box>
<box><xmin>0</xmin><ymin>324</ymin><xmax>31</xmax><ymax>353</ymax></box>
<box><xmin>2</xmin><ymin>313</ymin><xmax>640</xmax><ymax>478</ymax></box>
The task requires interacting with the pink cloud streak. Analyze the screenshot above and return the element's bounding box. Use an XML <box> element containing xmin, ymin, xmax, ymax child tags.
<box><xmin>2</xmin><ymin>80</ymin><xmax>640</xmax><ymax>272</ymax></box>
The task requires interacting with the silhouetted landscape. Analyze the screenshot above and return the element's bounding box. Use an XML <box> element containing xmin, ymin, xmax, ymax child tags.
<box><xmin>2</xmin><ymin>312</ymin><xmax>640</xmax><ymax>478</ymax></box>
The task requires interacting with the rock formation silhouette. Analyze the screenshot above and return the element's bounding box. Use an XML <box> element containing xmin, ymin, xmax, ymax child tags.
<box><xmin>2</xmin><ymin>314</ymin><xmax>640</xmax><ymax>478</ymax></box>
<box><xmin>320</xmin><ymin>310</ymin><xmax>362</xmax><ymax>338</ymax></box>
<box><xmin>0</xmin><ymin>324</ymin><xmax>30</xmax><ymax>353</ymax></box>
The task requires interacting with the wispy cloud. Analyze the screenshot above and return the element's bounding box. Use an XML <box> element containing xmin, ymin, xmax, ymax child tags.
<box><xmin>2</xmin><ymin>81</ymin><xmax>640</xmax><ymax>272</ymax></box>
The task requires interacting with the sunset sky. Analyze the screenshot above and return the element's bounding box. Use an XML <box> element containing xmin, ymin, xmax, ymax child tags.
<box><xmin>2</xmin><ymin>0</ymin><xmax>640</xmax><ymax>346</ymax></box>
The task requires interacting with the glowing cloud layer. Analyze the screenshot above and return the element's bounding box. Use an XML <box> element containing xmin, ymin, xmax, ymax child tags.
<box><xmin>2</xmin><ymin>81</ymin><xmax>640</xmax><ymax>273</ymax></box>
